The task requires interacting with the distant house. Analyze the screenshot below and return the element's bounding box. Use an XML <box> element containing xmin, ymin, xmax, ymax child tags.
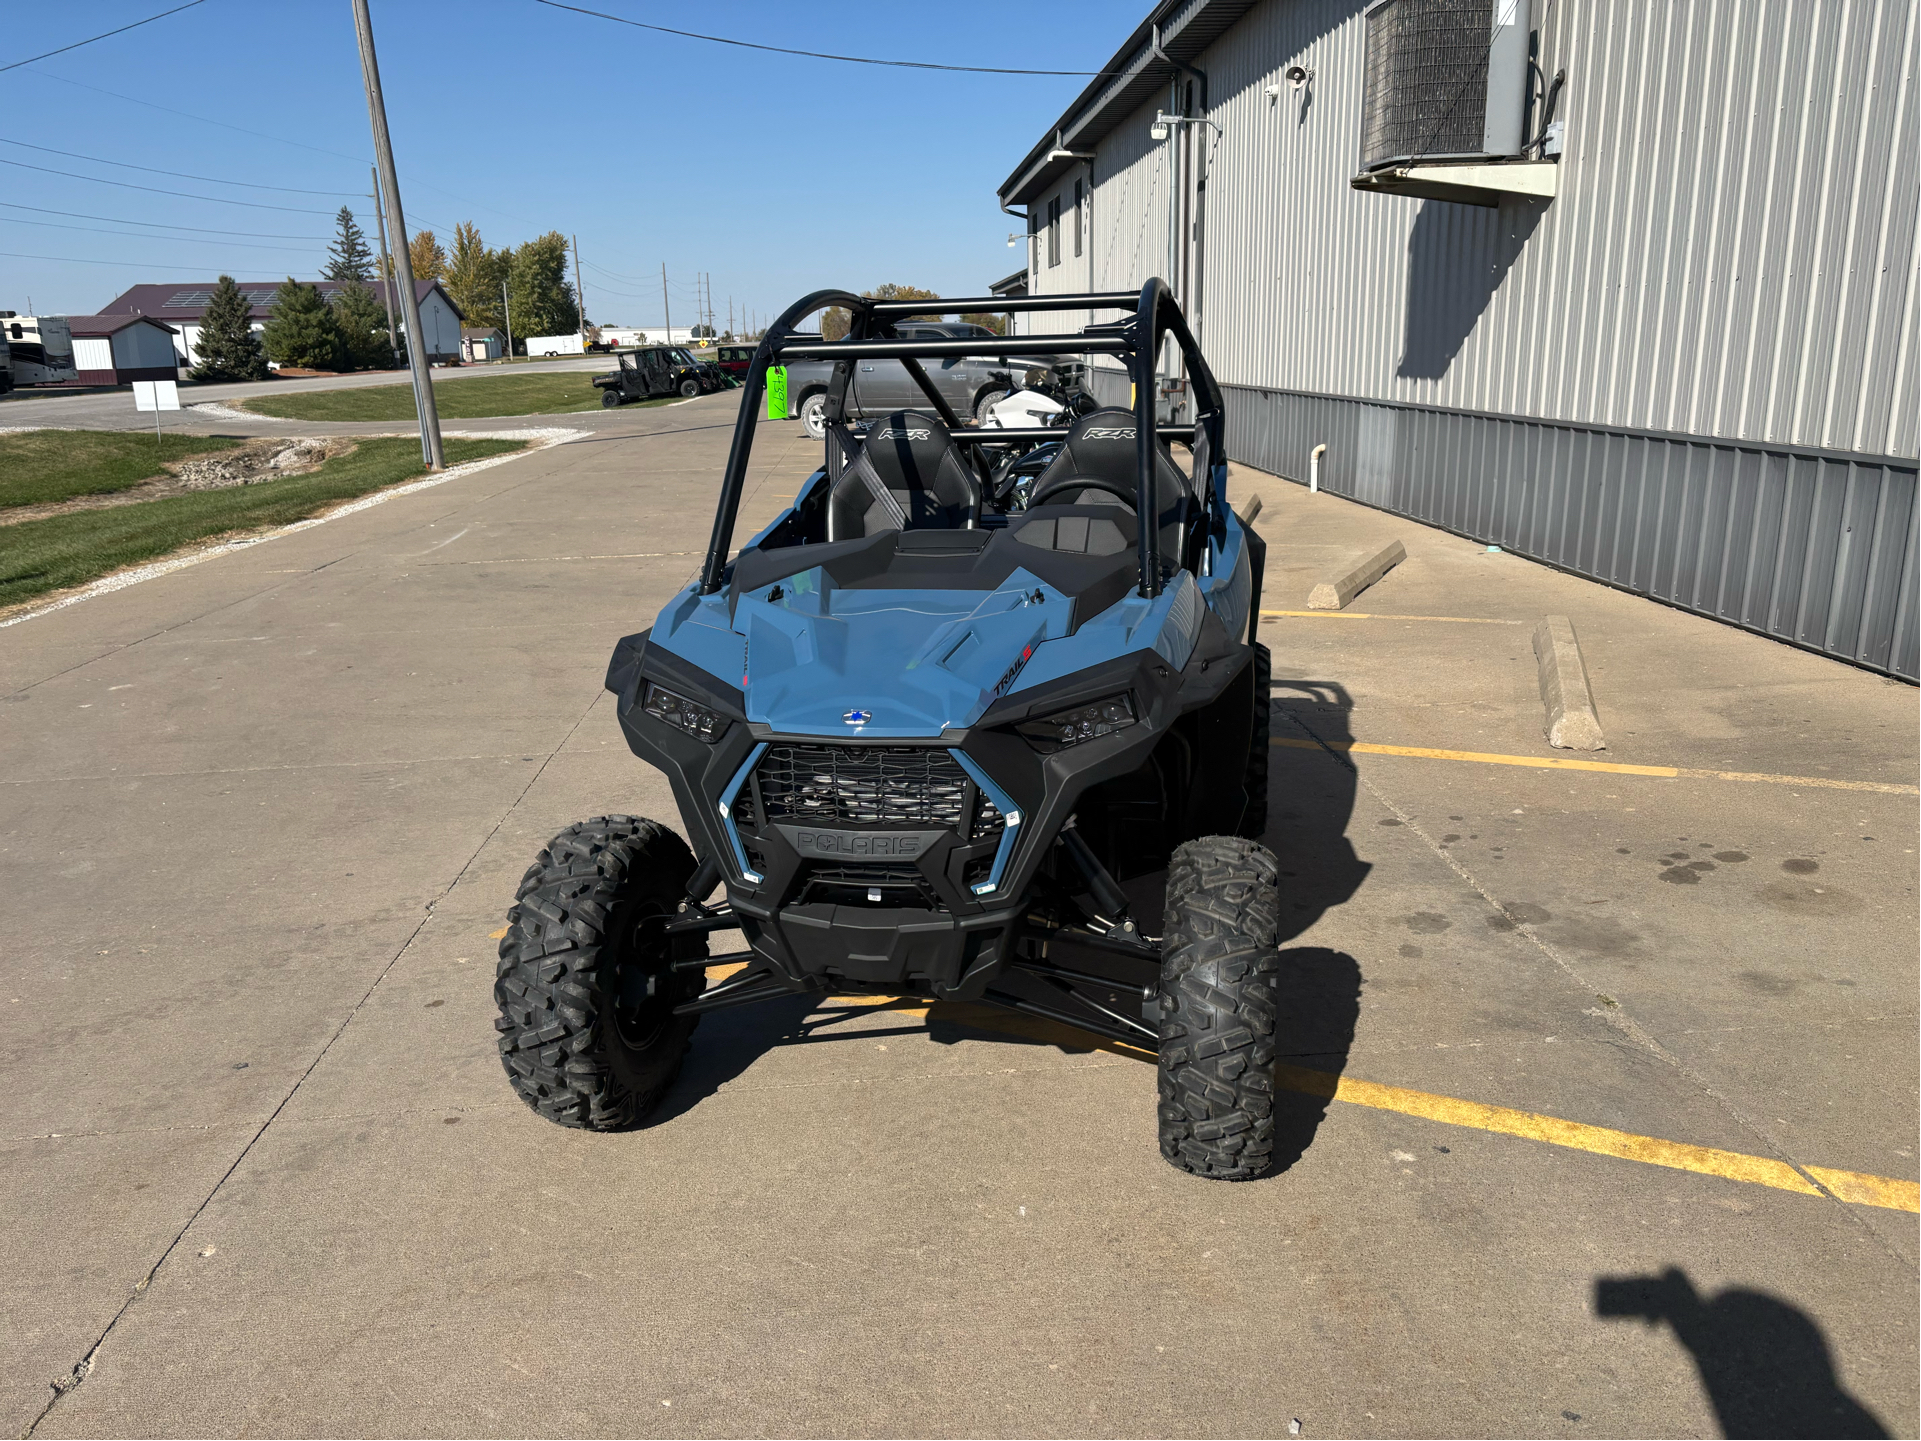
<box><xmin>99</xmin><ymin>280</ymin><xmax>465</xmax><ymax>367</ymax></box>
<box><xmin>461</xmin><ymin>326</ymin><xmax>507</xmax><ymax>362</ymax></box>
<box><xmin>64</xmin><ymin>315</ymin><xmax>181</xmax><ymax>385</ymax></box>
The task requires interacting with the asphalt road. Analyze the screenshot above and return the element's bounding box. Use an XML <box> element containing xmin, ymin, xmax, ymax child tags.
<box><xmin>1</xmin><ymin>395</ymin><xmax>1914</xmax><ymax>1438</ymax></box>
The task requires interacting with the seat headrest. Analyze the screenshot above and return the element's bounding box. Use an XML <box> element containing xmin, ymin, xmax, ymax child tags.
<box><xmin>861</xmin><ymin>411</ymin><xmax>955</xmax><ymax>488</ymax></box>
<box><xmin>1061</xmin><ymin>408</ymin><xmax>1145</xmax><ymax>472</ymax></box>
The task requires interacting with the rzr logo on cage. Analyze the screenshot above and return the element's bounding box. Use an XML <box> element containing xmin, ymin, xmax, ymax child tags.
<box><xmin>872</xmin><ymin>428</ymin><xmax>931</xmax><ymax>441</ymax></box>
<box><xmin>1082</xmin><ymin>427</ymin><xmax>1137</xmax><ymax>440</ymax></box>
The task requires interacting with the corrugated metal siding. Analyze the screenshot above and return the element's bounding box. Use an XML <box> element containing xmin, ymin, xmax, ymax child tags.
<box><xmin>1229</xmin><ymin>384</ymin><xmax>1921</xmax><ymax>678</ymax></box>
<box><xmin>1020</xmin><ymin>0</ymin><xmax>1919</xmax><ymax>676</ymax></box>
<box><xmin>1030</xmin><ymin>0</ymin><xmax>1919</xmax><ymax>458</ymax></box>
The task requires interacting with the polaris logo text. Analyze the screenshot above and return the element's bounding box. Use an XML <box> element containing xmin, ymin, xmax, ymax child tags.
<box><xmin>792</xmin><ymin>831</ymin><xmax>924</xmax><ymax>857</ymax></box>
<box><xmin>873</xmin><ymin>428</ymin><xmax>931</xmax><ymax>440</ymax></box>
<box><xmin>1082</xmin><ymin>426</ymin><xmax>1136</xmax><ymax>440</ymax></box>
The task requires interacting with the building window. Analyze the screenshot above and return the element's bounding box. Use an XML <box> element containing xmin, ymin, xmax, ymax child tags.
<box><xmin>1073</xmin><ymin>179</ymin><xmax>1083</xmax><ymax>258</ymax></box>
<box><xmin>1047</xmin><ymin>194</ymin><xmax>1061</xmax><ymax>268</ymax></box>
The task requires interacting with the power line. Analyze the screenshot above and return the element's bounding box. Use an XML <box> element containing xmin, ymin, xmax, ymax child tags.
<box><xmin>0</xmin><ymin>0</ymin><xmax>208</xmax><ymax>76</ymax></box>
<box><xmin>15</xmin><ymin>67</ymin><xmax>541</xmax><ymax>231</ymax></box>
<box><xmin>0</xmin><ymin>155</ymin><xmax>335</xmax><ymax>213</ymax></box>
<box><xmin>0</xmin><ymin>249</ymin><xmax>248</xmax><ymax>270</ymax></box>
<box><xmin>0</xmin><ymin>201</ymin><xmax>328</xmax><ymax>240</ymax></box>
<box><xmin>533</xmin><ymin>0</ymin><xmax>1116</xmax><ymax>76</ymax></box>
<box><xmin>0</xmin><ymin>215</ymin><xmax>323</xmax><ymax>253</ymax></box>
<box><xmin>0</xmin><ymin>135</ymin><xmax>360</xmax><ymax>196</ymax></box>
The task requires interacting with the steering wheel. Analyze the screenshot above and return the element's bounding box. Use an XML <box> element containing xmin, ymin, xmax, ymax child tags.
<box><xmin>1027</xmin><ymin>474</ymin><xmax>1140</xmax><ymax>510</ymax></box>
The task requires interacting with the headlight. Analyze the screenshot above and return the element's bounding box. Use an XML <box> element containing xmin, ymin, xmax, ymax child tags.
<box><xmin>643</xmin><ymin>682</ymin><xmax>726</xmax><ymax>741</ymax></box>
<box><xmin>1015</xmin><ymin>692</ymin><xmax>1136</xmax><ymax>752</ymax></box>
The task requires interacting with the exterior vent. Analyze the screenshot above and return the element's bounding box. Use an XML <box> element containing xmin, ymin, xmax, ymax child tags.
<box><xmin>1359</xmin><ymin>0</ymin><xmax>1530</xmax><ymax>171</ymax></box>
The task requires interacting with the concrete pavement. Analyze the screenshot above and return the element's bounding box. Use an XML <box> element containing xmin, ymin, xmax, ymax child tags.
<box><xmin>0</xmin><ymin>398</ymin><xmax>1913</xmax><ymax>1437</ymax></box>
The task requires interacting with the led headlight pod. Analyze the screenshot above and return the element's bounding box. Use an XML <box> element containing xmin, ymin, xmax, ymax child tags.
<box><xmin>1015</xmin><ymin>692</ymin><xmax>1136</xmax><ymax>752</ymax></box>
<box><xmin>642</xmin><ymin>682</ymin><xmax>726</xmax><ymax>741</ymax></box>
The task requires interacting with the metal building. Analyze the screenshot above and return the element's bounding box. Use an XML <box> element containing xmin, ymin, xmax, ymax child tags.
<box><xmin>999</xmin><ymin>0</ymin><xmax>1920</xmax><ymax>679</ymax></box>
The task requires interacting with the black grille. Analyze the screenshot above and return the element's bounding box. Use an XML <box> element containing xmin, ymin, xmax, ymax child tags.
<box><xmin>1360</xmin><ymin>0</ymin><xmax>1493</xmax><ymax>169</ymax></box>
<box><xmin>799</xmin><ymin>862</ymin><xmax>943</xmax><ymax>910</ymax></box>
<box><xmin>756</xmin><ymin>745</ymin><xmax>972</xmax><ymax>829</ymax></box>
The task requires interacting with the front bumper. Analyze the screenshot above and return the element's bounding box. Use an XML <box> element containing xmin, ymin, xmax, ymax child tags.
<box><xmin>607</xmin><ymin>631</ymin><xmax>1243</xmax><ymax>998</ymax></box>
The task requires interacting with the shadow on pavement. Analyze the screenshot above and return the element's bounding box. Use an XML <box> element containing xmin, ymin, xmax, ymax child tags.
<box><xmin>1594</xmin><ymin>1267</ymin><xmax>1888</xmax><ymax>1439</ymax></box>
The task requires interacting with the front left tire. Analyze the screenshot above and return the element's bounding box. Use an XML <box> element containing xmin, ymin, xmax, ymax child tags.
<box><xmin>679</xmin><ymin>377</ymin><xmax>702</xmax><ymax>398</ymax></box>
<box><xmin>495</xmin><ymin>816</ymin><xmax>707</xmax><ymax>1129</ymax></box>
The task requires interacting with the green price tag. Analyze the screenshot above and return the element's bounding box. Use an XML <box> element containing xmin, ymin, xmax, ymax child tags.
<box><xmin>765</xmin><ymin>365</ymin><xmax>788</xmax><ymax>421</ymax></box>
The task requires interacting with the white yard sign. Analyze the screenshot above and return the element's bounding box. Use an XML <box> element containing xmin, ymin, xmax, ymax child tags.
<box><xmin>132</xmin><ymin>379</ymin><xmax>181</xmax><ymax>443</ymax></box>
<box><xmin>131</xmin><ymin>380</ymin><xmax>180</xmax><ymax>412</ymax></box>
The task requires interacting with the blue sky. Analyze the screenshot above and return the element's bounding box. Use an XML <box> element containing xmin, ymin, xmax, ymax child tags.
<box><xmin>1</xmin><ymin>0</ymin><xmax>1124</xmax><ymax>326</ymax></box>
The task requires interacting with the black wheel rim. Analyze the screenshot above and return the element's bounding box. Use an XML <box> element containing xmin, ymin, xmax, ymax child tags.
<box><xmin>608</xmin><ymin>902</ymin><xmax>677</xmax><ymax>1053</ymax></box>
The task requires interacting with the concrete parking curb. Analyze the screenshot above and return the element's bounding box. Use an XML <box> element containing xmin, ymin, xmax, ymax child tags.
<box><xmin>1307</xmin><ymin>539</ymin><xmax>1405</xmax><ymax>610</ymax></box>
<box><xmin>1532</xmin><ymin>613</ymin><xmax>1606</xmax><ymax>750</ymax></box>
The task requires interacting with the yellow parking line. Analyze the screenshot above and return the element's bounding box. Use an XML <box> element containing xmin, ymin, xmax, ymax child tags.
<box><xmin>1270</xmin><ymin>736</ymin><xmax>1919</xmax><ymax>795</ymax></box>
<box><xmin>570</xmin><ymin>974</ymin><xmax>1916</xmax><ymax>1211</ymax></box>
<box><xmin>1262</xmin><ymin>609</ymin><xmax>1523</xmax><ymax>625</ymax></box>
<box><xmin>1276</xmin><ymin>1063</ymin><xmax>1919</xmax><ymax>1212</ymax></box>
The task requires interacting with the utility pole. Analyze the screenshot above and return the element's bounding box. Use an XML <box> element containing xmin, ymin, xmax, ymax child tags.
<box><xmin>351</xmin><ymin>0</ymin><xmax>442</xmax><ymax>469</ymax></box>
<box><xmin>571</xmin><ymin>233</ymin><xmax>587</xmax><ymax>344</ymax></box>
<box><xmin>728</xmin><ymin>295</ymin><xmax>734</xmax><ymax>340</ymax></box>
<box><xmin>661</xmin><ymin>262</ymin><xmax>672</xmax><ymax>346</ymax></box>
<box><xmin>501</xmin><ymin>278</ymin><xmax>514</xmax><ymax>361</ymax></box>
<box><xmin>369</xmin><ymin>164</ymin><xmax>399</xmax><ymax>366</ymax></box>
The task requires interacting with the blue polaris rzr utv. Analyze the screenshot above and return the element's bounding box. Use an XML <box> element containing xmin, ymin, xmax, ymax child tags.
<box><xmin>495</xmin><ymin>280</ymin><xmax>1281</xmax><ymax>1179</ymax></box>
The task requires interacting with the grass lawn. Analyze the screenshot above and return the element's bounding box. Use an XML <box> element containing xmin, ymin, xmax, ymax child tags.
<box><xmin>0</xmin><ymin>431</ymin><xmax>242</xmax><ymax>511</ymax></box>
<box><xmin>239</xmin><ymin>369</ymin><xmax>671</xmax><ymax>421</ymax></box>
<box><xmin>0</xmin><ymin>435</ymin><xmax>523</xmax><ymax>608</ymax></box>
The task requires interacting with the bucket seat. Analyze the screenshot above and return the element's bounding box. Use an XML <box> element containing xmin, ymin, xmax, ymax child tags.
<box><xmin>825</xmin><ymin>411</ymin><xmax>982</xmax><ymax>541</ymax></box>
<box><xmin>1026</xmin><ymin>408</ymin><xmax>1201</xmax><ymax>566</ymax></box>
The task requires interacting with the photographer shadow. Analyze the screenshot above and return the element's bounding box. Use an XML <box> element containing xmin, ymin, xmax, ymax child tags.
<box><xmin>1594</xmin><ymin>1267</ymin><xmax>1888</xmax><ymax>1438</ymax></box>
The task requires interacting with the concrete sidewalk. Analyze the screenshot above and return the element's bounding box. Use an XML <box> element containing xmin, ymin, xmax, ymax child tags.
<box><xmin>0</xmin><ymin>419</ymin><xmax>1912</xmax><ymax>1438</ymax></box>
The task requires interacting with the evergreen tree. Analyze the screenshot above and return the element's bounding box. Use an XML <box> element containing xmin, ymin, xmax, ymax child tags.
<box><xmin>188</xmin><ymin>274</ymin><xmax>269</xmax><ymax>382</ymax></box>
<box><xmin>262</xmin><ymin>278</ymin><xmax>344</xmax><ymax>371</ymax></box>
<box><xmin>408</xmin><ymin>228</ymin><xmax>447</xmax><ymax>280</ymax></box>
<box><xmin>445</xmin><ymin>221</ymin><xmax>507</xmax><ymax>332</ymax></box>
<box><xmin>330</xmin><ymin>279</ymin><xmax>393</xmax><ymax>371</ymax></box>
<box><xmin>324</xmin><ymin>206</ymin><xmax>374</xmax><ymax>283</ymax></box>
<box><xmin>507</xmin><ymin>231</ymin><xmax>579</xmax><ymax>338</ymax></box>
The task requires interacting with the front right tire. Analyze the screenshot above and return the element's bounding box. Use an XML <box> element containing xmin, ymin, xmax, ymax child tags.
<box><xmin>1157</xmin><ymin>836</ymin><xmax>1283</xmax><ymax>1180</ymax></box>
<box><xmin>495</xmin><ymin>816</ymin><xmax>707</xmax><ymax>1129</ymax></box>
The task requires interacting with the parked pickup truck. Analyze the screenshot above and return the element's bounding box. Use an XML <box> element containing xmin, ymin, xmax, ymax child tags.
<box><xmin>780</xmin><ymin>320</ymin><xmax>1036</xmax><ymax>437</ymax></box>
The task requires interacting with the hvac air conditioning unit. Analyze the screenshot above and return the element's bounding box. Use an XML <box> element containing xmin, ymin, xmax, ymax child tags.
<box><xmin>1352</xmin><ymin>0</ymin><xmax>1556</xmax><ymax>205</ymax></box>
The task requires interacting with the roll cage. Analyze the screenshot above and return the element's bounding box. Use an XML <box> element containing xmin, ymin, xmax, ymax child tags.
<box><xmin>698</xmin><ymin>279</ymin><xmax>1228</xmax><ymax>603</ymax></box>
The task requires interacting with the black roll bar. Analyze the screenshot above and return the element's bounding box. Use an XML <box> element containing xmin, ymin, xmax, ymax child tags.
<box><xmin>866</xmin><ymin>290</ymin><xmax>1141</xmax><ymax>316</ymax></box>
<box><xmin>700</xmin><ymin>286</ymin><xmax>862</xmax><ymax>594</ymax></box>
<box><xmin>775</xmin><ymin>335</ymin><xmax>1126</xmax><ymax>360</ymax></box>
<box><xmin>698</xmin><ymin>280</ymin><xmax>1229</xmax><ymax>600</ymax></box>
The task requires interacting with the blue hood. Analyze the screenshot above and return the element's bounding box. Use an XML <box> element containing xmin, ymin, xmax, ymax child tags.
<box><xmin>649</xmin><ymin>561</ymin><xmax>1207</xmax><ymax>738</ymax></box>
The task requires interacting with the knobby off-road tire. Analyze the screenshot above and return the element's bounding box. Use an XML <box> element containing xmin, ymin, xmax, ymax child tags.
<box><xmin>600</xmin><ymin>387</ymin><xmax>624</xmax><ymax>408</ymax></box>
<box><xmin>1157</xmin><ymin>836</ymin><xmax>1283</xmax><ymax>1180</ymax></box>
<box><xmin>679</xmin><ymin>377</ymin><xmax>703</xmax><ymax>399</ymax></box>
<box><xmin>495</xmin><ymin>816</ymin><xmax>707</xmax><ymax>1129</ymax></box>
<box><xmin>1238</xmin><ymin>642</ymin><xmax>1271</xmax><ymax>840</ymax></box>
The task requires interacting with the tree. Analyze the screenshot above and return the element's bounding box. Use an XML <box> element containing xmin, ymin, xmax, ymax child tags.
<box><xmin>330</xmin><ymin>279</ymin><xmax>392</xmax><ymax>371</ymax></box>
<box><xmin>822</xmin><ymin>284</ymin><xmax>940</xmax><ymax>342</ymax></box>
<box><xmin>262</xmin><ymin>278</ymin><xmax>343</xmax><ymax>371</ymax></box>
<box><xmin>445</xmin><ymin>221</ymin><xmax>509</xmax><ymax>333</ymax></box>
<box><xmin>408</xmin><ymin>229</ymin><xmax>447</xmax><ymax>281</ymax></box>
<box><xmin>324</xmin><ymin>206</ymin><xmax>374</xmax><ymax>283</ymax></box>
<box><xmin>507</xmin><ymin>231</ymin><xmax>579</xmax><ymax>339</ymax></box>
<box><xmin>188</xmin><ymin>274</ymin><xmax>268</xmax><ymax>382</ymax></box>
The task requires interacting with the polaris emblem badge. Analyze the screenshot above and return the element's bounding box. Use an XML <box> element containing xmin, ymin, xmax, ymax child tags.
<box><xmin>1083</xmin><ymin>426</ymin><xmax>1137</xmax><ymax>440</ymax></box>
<box><xmin>843</xmin><ymin>709</ymin><xmax>873</xmax><ymax>726</ymax></box>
